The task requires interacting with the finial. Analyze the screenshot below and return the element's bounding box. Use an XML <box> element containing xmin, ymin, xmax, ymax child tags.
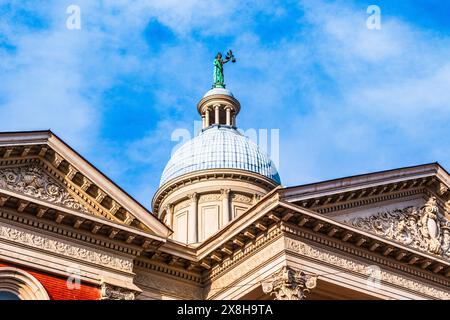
<box><xmin>213</xmin><ymin>50</ymin><xmax>236</xmax><ymax>89</ymax></box>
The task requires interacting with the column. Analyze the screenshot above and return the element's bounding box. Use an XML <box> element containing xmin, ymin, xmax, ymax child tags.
<box><xmin>202</xmin><ymin>115</ymin><xmax>206</xmax><ymax>128</ymax></box>
<box><xmin>225</xmin><ymin>107</ymin><xmax>231</xmax><ymax>126</ymax></box>
<box><xmin>164</xmin><ymin>204</ymin><xmax>174</xmax><ymax>227</ymax></box>
<box><xmin>214</xmin><ymin>104</ymin><xmax>220</xmax><ymax>125</ymax></box>
<box><xmin>188</xmin><ymin>193</ymin><xmax>198</xmax><ymax>244</ymax></box>
<box><xmin>221</xmin><ymin>189</ymin><xmax>231</xmax><ymax>226</ymax></box>
<box><xmin>205</xmin><ymin>108</ymin><xmax>210</xmax><ymax>127</ymax></box>
<box><xmin>261</xmin><ymin>266</ymin><xmax>318</xmax><ymax>300</ymax></box>
<box><xmin>232</xmin><ymin>114</ymin><xmax>236</xmax><ymax>127</ymax></box>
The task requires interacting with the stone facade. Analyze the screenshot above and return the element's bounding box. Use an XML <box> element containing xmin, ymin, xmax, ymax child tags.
<box><xmin>0</xmin><ymin>89</ymin><xmax>449</xmax><ymax>300</ymax></box>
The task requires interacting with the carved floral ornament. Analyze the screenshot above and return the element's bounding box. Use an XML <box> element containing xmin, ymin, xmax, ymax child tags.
<box><xmin>0</xmin><ymin>224</ymin><xmax>134</xmax><ymax>273</ymax></box>
<box><xmin>261</xmin><ymin>266</ymin><xmax>318</xmax><ymax>300</ymax></box>
<box><xmin>0</xmin><ymin>164</ymin><xmax>89</xmax><ymax>213</ymax></box>
<box><xmin>347</xmin><ymin>196</ymin><xmax>450</xmax><ymax>258</ymax></box>
<box><xmin>284</xmin><ymin>238</ymin><xmax>450</xmax><ymax>299</ymax></box>
<box><xmin>101</xmin><ymin>283</ymin><xmax>136</xmax><ymax>300</ymax></box>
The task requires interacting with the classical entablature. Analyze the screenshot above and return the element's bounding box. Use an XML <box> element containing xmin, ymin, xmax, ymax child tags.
<box><xmin>0</xmin><ymin>130</ymin><xmax>171</xmax><ymax>299</ymax></box>
<box><xmin>1</xmin><ymin>131</ymin><xmax>449</xmax><ymax>300</ymax></box>
<box><xmin>0</xmin><ymin>131</ymin><xmax>170</xmax><ymax>236</ymax></box>
<box><xmin>347</xmin><ymin>197</ymin><xmax>450</xmax><ymax>258</ymax></box>
<box><xmin>134</xmin><ymin>164</ymin><xmax>450</xmax><ymax>300</ymax></box>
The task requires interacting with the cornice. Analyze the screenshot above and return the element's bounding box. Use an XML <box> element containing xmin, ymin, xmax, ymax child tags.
<box><xmin>0</xmin><ymin>205</ymin><xmax>143</xmax><ymax>257</ymax></box>
<box><xmin>0</xmin><ymin>131</ymin><xmax>171</xmax><ymax>238</ymax></box>
<box><xmin>283</xmin><ymin>237</ymin><xmax>450</xmax><ymax>300</ymax></box>
<box><xmin>281</xmin><ymin>223</ymin><xmax>449</xmax><ymax>287</ymax></box>
<box><xmin>152</xmin><ymin>168</ymin><xmax>279</xmax><ymax>215</ymax></box>
<box><xmin>0</xmin><ymin>217</ymin><xmax>135</xmax><ymax>274</ymax></box>
<box><xmin>282</xmin><ymin>163</ymin><xmax>441</xmax><ymax>202</ymax></box>
<box><xmin>0</xmin><ymin>187</ymin><xmax>164</xmax><ymax>254</ymax></box>
<box><xmin>196</xmin><ymin>93</ymin><xmax>241</xmax><ymax>116</ymax></box>
<box><xmin>317</xmin><ymin>187</ymin><xmax>425</xmax><ymax>215</ymax></box>
<box><xmin>134</xmin><ymin>259</ymin><xmax>202</xmax><ymax>284</ymax></box>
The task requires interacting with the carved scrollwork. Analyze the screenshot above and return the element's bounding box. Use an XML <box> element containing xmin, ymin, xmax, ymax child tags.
<box><xmin>0</xmin><ymin>224</ymin><xmax>134</xmax><ymax>272</ymax></box>
<box><xmin>347</xmin><ymin>197</ymin><xmax>450</xmax><ymax>258</ymax></box>
<box><xmin>261</xmin><ymin>266</ymin><xmax>317</xmax><ymax>300</ymax></box>
<box><xmin>198</xmin><ymin>193</ymin><xmax>221</xmax><ymax>203</ymax></box>
<box><xmin>231</xmin><ymin>193</ymin><xmax>252</xmax><ymax>204</ymax></box>
<box><xmin>0</xmin><ymin>164</ymin><xmax>89</xmax><ymax>213</ymax></box>
<box><xmin>284</xmin><ymin>238</ymin><xmax>450</xmax><ymax>299</ymax></box>
<box><xmin>174</xmin><ymin>200</ymin><xmax>190</xmax><ymax>212</ymax></box>
<box><xmin>101</xmin><ymin>283</ymin><xmax>135</xmax><ymax>300</ymax></box>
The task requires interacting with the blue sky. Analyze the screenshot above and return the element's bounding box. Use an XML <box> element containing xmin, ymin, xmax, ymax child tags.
<box><xmin>1</xmin><ymin>0</ymin><xmax>450</xmax><ymax>209</ymax></box>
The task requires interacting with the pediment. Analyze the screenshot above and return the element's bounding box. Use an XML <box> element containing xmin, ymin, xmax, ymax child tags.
<box><xmin>345</xmin><ymin>196</ymin><xmax>450</xmax><ymax>259</ymax></box>
<box><xmin>0</xmin><ymin>163</ymin><xmax>90</xmax><ymax>214</ymax></box>
<box><xmin>281</xmin><ymin>163</ymin><xmax>450</xmax><ymax>259</ymax></box>
<box><xmin>0</xmin><ymin>130</ymin><xmax>171</xmax><ymax>239</ymax></box>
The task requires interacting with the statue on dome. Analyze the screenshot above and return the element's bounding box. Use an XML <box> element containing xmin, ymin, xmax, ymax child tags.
<box><xmin>213</xmin><ymin>50</ymin><xmax>236</xmax><ymax>88</ymax></box>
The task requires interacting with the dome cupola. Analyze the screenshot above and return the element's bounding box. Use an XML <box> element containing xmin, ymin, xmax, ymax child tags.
<box><xmin>152</xmin><ymin>51</ymin><xmax>281</xmax><ymax>245</ymax></box>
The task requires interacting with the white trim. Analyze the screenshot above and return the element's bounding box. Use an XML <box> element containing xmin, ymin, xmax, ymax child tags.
<box><xmin>0</xmin><ymin>267</ymin><xmax>50</xmax><ymax>300</ymax></box>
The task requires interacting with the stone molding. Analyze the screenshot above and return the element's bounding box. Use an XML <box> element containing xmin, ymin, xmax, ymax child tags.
<box><xmin>101</xmin><ymin>283</ymin><xmax>135</xmax><ymax>300</ymax></box>
<box><xmin>0</xmin><ymin>223</ymin><xmax>134</xmax><ymax>273</ymax></box>
<box><xmin>134</xmin><ymin>259</ymin><xmax>202</xmax><ymax>284</ymax></box>
<box><xmin>0</xmin><ymin>164</ymin><xmax>89</xmax><ymax>214</ymax></box>
<box><xmin>281</xmin><ymin>223</ymin><xmax>449</xmax><ymax>286</ymax></box>
<box><xmin>0</xmin><ymin>267</ymin><xmax>50</xmax><ymax>300</ymax></box>
<box><xmin>317</xmin><ymin>188</ymin><xmax>425</xmax><ymax>215</ymax></box>
<box><xmin>261</xmin><ymin>266</ymin><xmax>317</xmax><ymax>300</ymax></box>
<box><xmin>347</xmin><ymin>196</ymin><xmax>450</xmax><ymax>258</ymax></box>
<box><xmin>284</xmin><ymin>237</ymin><xmax>450</xmax><ymax>300</ymax></box>
<box><xmin>198</xmin><ymin>193</ymin><xmax>221</xmax><ymax>203</ymax></box>
<box><xmin>134</xmin><ymin>270</ymin><xmax>202</xmax><ymax>300</ymax></box>
<box><xmin>153</xmin><ymin>168</ymin><xmax>278</xmax><ymax>214</ymax></box>
<box><xmin>209</xmin><ymin>225</ymin><xmax>283</xmax><ymax>280</ymax></box>
<box><xmin>174</xmin><ymin>200</ymin><xmax>190</xmax><ymax>212</ymax></box>
<box><xmin>0</xmin><ymin>207</ymin><xmax>142</xmax><ymax>256</ymax></box>
<box><xmin>231</xmin><ymin>193</ymin><xmax>252</xmax><ymax>204</ymax></box>
<box><xmin>208</xmin><ymin>236</ymin><xmax>285</xmax><ymax>296</ymax></box>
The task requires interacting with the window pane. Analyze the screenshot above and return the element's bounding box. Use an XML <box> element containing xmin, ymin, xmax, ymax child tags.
<box><xmin>0</xmin><ymin>291</ymin><xmax>20</xmax><ymax>300</ymax></box>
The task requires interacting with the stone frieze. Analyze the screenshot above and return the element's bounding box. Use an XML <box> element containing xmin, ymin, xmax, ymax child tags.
<box><xmin>346</xmin><ymin>197</ymin><xmax>450</xmax><ymax>258</ymax></box>
<box><xmin>0</xmin><ymin>164</ymin><xmax>89</xmax><ymax>214</ymax></box>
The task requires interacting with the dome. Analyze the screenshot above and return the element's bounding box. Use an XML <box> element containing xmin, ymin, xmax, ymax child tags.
<box><xmin>203</xmin><ymin>88</ymin><xmax>234</xmax><ymax>98</ymax></box>
<box><xmin>160</xmin><ymin>126</ymin><xmax>281</xmax><ymax>186</ymax></box>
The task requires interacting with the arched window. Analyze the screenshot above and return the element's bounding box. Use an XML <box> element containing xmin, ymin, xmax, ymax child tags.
<box><xmin>0</xmin><ymin>291</ymin><xmax>20</xmax><ymax>300</ymax></box>
<box><xmin>0</xmin><ymin>267</ymin><xmax>50</xmax><ymax>300</ymax></box>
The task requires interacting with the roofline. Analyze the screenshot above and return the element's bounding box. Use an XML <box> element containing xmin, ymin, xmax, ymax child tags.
<box><xmin>282</xmin><ymin>162</ymin><xmax>450</xmax><ymax>198</ymax></box>
<box><xmin>282</xmin><ymin>162</ymin><xmax>446</xmax><ymax>192</ymax></box>
<box><xmin>152</xmin><ymin>167</ymin><xmax>281</xmax><ymax>214</ymax></box>
<box><xmin>0</xmin><ymin>129</ymin><xmax>171</xmax><ymax>236</ymax></box>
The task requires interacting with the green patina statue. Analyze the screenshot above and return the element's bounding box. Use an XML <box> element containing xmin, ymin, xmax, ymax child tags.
<box><xmin>213</xmin><ymin>50</ymin><xmax>236</xmax><ymax>88</ymax></box>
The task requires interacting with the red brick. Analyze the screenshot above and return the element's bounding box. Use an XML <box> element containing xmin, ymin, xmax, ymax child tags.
<box><xmin>0</xmin><ymin>261</ymin><xmax>100</xmax><ymax>300</ymax></box>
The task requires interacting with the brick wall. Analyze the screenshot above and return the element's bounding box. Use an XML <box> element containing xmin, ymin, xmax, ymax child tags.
<box><xmin>0</xmin><ymin>261</ymin><xmax>100</xmax><ymax>300</ymax></box>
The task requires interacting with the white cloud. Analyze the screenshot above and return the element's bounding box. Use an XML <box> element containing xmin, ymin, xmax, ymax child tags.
<box><xmin>1</xmin><ymin>0</ymin><xmax>450</xmax><ymax>207</ymax></box>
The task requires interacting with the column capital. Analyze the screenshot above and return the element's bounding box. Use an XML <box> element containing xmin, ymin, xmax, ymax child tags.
<box><xmin>261</xmin><ymin>266</ymin><xmax>317</xmax><ymax>300</ymax></box>
<box><xmin>252</xmin><ymin>193</ymin><xmax>262</xmax><ymax>204</ymax></box>
<box><xmin>101</xmin><ymin>283</ymin><xmax>136</xmax><ymax>300</ymax></box>
<box><xmin>220</xmin><ymin>188</ymin><xmax>231</xmax><ymax>200</ymax></box>
<box><xmin>187</xmin><ymin>192</ymin><xmax>199</xmax><ymax>202</ymax></box>
<box><xmin>163</xmin><ymin>203</ymin><xmax>174</xmax><ymax>213</ymax></box>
